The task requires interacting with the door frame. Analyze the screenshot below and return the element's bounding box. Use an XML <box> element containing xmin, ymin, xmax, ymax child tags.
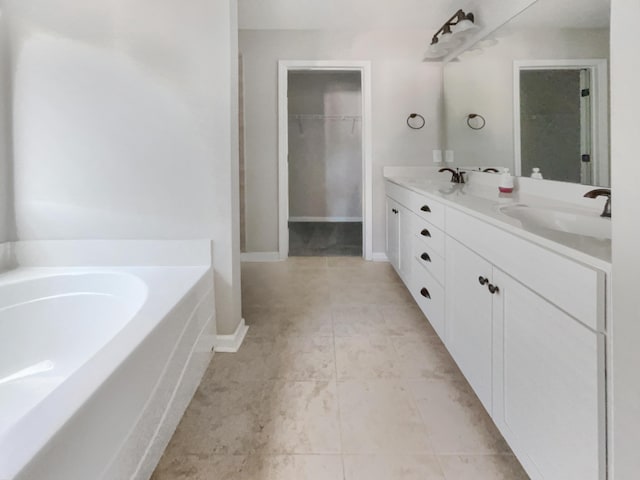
<box><xmin>513</xmin><ymin>59</ymin><xmax>609</xmax><ymax>185</ymax></box>
<box><xmin>277</xmin><ymin>60</ymin><xmax>373</xmax><ymax>260</ymax></box>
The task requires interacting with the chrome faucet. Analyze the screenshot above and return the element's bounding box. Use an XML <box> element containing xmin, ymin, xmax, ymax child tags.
<box><xmin>439</xmin><ymin>167</ymin><xmax>466</xmax><ymax>184</ymax></box>
<box><xmin>584</xmin><ymin>188</ymin><xmax>611</xmax><ymax>218</ymax></box>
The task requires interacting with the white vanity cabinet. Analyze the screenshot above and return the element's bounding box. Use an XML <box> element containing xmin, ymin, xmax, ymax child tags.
<box><xmin>385</xmin><ymin>197</ymin><xmax>401</xmax><ymax>272</ymax></box>
<box><xmin>492</xmin><ymin>269</ymin><xmax>605</xmax><ymax>480</ymax></box>
<box><xmin>385</xmin><ymin>197</ymin><xmax>413</xmax><ymax>284</ymax></box>
<box><xmin>385</xmin><ymin>179</ymin><xmax>607</xmax><ymax>480</ymax></box>
<box><xmin>386</xmin><ymin>181</ymin><xmax>447</xmax><ymax>338</ymax></box>
<box><xmin>445</xmin><ymin>236</ymin><xmax>494</xmax><ymax>413</ymax></box>
<box><xmin>446</xmin><ymin>207</ymin><xmax>606</xmax><ymax>480</ymax></box>
<box><xmin>445</xmin><ymin>233</ymin><xmax>605</xmax><ymax>480</ymax></box>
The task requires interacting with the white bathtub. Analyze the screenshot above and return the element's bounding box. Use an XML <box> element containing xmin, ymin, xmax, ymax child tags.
<box><xmin>0</xmin><ymin>264</ymin><xmax>215</xmax><ymax>480</ymax></box>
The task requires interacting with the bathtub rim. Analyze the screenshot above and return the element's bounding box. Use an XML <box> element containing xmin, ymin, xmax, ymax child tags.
<box><xmin>0</xmin><ymin>265</ymin><xmax>212</xmax><ymax>480</ymax></box>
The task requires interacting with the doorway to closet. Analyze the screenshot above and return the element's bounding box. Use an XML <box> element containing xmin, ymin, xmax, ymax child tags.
<box><xmin>278</xmin><ymin>61</ymin><xmax>373</xmax><ymax>260</ymax></box>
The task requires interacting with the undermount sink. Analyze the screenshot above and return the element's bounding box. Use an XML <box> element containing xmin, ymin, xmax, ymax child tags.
<box><xmin>499</xmin><ymin>204</ymin><xmax>611</xmax><ymax>240</ymax></box>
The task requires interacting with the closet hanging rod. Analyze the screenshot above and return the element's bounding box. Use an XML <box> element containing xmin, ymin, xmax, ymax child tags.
<box><xmin>289</xmin><ymin>114</ymin><xmax>361</xmax><ymax>120</ymax></box>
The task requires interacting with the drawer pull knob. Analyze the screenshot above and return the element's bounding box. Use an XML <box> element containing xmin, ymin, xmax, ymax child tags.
<box><xmin>421</xmin><ymin>252</ymin><xmax>431</xmax><ymax>262</ymax></box>
<box><xmin>478</xmin><ymin>276</ymin><xmax>489</xmax><ymax>286</ymax></box>
<box><xmin>420</xmin><ymin>228</ymin><xmax>431</xmax><ymax>237</ymax></box>
<box><xmin>420</xmin><ymin>287</ymin><xmax>431</xmax><ymax>299</ymax></box>
<box><xmin>488</xmin><ymin>284</ymin><xmax>500</xmax><ymax>294</ymax></box>
<box><xmin>421</xmin><ymin>205</ymin><xmax>431</xmax><ymax>212</ymax></box>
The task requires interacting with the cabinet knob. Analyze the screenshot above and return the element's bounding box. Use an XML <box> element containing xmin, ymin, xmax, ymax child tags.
<box><xmin>420</xmin><ymin>287</ymin><xmax>431</xmax><ymax>299</ymax></box>
<box><xmin>421</xmin><ymin>252</ymin><xmax>431</xmax><ymax>262</ymax></box>
<box><xmin>478</xmin><ymin>276</ymin><xmax>489</xmax><ymax>286</ymax></box>
<box><xmin>488</xmin><ymin>284</ymin><xmax>500</xmax><ymax>294</ymax></box>
<box><xmin>420</xmin><ymin>228</ymin><xmax>431</xmax><ymax>237</ymax></box>
<box><xmin>421</xmin><ymin>205</ymin><xmax>431</xmax><ymax>213</ymax></box>
<box><xmin>392</xmin><ymin>208</ymin><xmax>398</xmax><ymax>214</ymax></box>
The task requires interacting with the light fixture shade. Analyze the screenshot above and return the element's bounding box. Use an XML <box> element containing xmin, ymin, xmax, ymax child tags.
<box><xmin>423</xmin><ymin>42</ymin><xmax>448</xmax><ymax>59</ymax></box>
<box><xmin>439</xmin><ymin>30</ymin><xmax>454</xmax><ymax>44</ymax></box>
<box><xmin>454</xmin><ymin>18</ymin><xmax>479</xmax><ymax>33</ymax></box>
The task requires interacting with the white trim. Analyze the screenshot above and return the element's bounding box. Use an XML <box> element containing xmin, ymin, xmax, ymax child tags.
<box><xmin>278</xmin><ymin>60</ymin><xmax>374</xmax><ymax>262</ymax></box>
<box><xmin>289</xmin><ymin>216</ymin><xmax>363</xmax><ymax>223</ymax></box>
<box><xmin>240</xmin><ymin>252</ymin><xmax>281</xmax><ymax>262</ymax></box>
<box><xmin>372</xmin><ymin>252</ymin><xmax>389</xmax><ymax>262</ymax></box>
<box><xmin>215</xmin><ymin>318</ymin><xmax>249</xmax><ymax>353</ymax></box>
<box><xmin>513</xmin><ymin>59</ymin><xmax>609</xmax><ymax>185</ymax></box>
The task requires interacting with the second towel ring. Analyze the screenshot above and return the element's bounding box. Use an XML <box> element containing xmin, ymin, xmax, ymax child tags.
<box><xmin>467</xmin><ymin>113</ymin><xmax>486</xmax><ymax>130</ymax></box>
<box><xmin>407</xmin><ymin>113</ymin><xmax>426</xmax><ymax>130</ymax></box>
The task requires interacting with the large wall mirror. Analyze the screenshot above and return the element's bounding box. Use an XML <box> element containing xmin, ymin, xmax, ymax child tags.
<box><xmin>443</xmin><ymin>0</ymin><xmax>610</xmax><ymax>186</ymax></box>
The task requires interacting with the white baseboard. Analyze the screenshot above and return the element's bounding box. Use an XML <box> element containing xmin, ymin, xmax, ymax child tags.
<box><xmin>215</xmin><ymin>318</ymin><xmax>249</xmax><ymax>353</ymax></box>
<box><xmin>372</xmin><ymin>252</ymin><xmax>389</xmax><ymax>262</ymax></box>
<box><xmin>289</xmin><ymin>216</ymin><xmax>363</xmax><ymax>222</ymax></box>
<box><xmin>240</xmin><ymin>252</ymin><xmax>281</xmax><ymax>262</ymax></box>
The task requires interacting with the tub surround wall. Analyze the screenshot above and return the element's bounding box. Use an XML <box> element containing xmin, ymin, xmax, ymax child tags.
<box><xmin>2</xmin><ymin>0</ymin><xmax>242</xmax><ymax>336</ymax></box>
<box><xmin>9</xmin><ymin>239</ymin><xmax>214</xmax><ymax>268</ymax></box>
<box><xmin>240</xmin><ymin>29</ymin><xmax>442</xmax><ymax>256</ymax></box>
<box><xmin>0</xmin><ymin>15</ymin><xmax>15</xmax><ymax>244</ymax></box>
<box><xmin>0</xmin><ymin>242</ymin><xmax>12</xmax><ymax>271</ymax></box>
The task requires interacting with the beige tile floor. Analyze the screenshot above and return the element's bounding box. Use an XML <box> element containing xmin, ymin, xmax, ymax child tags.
<box><xmin>152</xmin><ymin>257</ymin><xmax>530</xmax><ymax>480</ymax></box>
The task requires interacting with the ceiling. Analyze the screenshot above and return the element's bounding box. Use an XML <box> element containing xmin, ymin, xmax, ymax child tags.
<box><xmin>238</xmin><ymin>0</ymin><xmax>610</xmax><ymax>31</ymax></box>
<box><xmin>237</xmin><ymin>0</ymin><xmax>458</xmax><ymax>30</ymax></box>
<box><xmin>508</xmin><ymin>0</ymin><xmax>610</xmax><ymax>29</ymax></box>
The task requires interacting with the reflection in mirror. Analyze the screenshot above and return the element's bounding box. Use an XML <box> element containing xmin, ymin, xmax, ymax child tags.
<box><xmin>443</xmin><ymin>0</ymin><xmax>610</xmax><ymax>186</ymax></box>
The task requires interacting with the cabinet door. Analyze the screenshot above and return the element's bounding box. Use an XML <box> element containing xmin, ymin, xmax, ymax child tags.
<box><xmin>386</xmin><ymin>197</ymin><xmax>400</xmax><ymax>272</ymax></box>
<box><xmin>492</xmin><ymin>270</ymin><xmax>605</xmax><ymax>480</ymax></box>
<box><xmin>398</xmin><ymin>205</ymin><xmax>414</xmax><ymax>284</ymax></box>
<box><xmin>445</xmin><ymin>236</ymin><xmax>494</xmax><ymax>412</ymax></box>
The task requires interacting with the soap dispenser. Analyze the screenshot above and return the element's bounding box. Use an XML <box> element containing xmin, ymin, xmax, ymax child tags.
<box><xmin>498</xmin><ymin>168</ymin><xmax>514</xmax><ymax>193</ymax></box>
<box><xmin>531</xmin><ymin>168</ymin><xmax>543</xmax><ymax>180</ymax></box>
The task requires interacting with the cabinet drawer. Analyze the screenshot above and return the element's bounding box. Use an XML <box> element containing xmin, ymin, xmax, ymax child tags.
<box><xmin>385</xmin><ymin>180</ymin><xmax>445</xmax><ymax>229</ymax></box>
<box><xmin>406</xmin><ymin>190</ymin><xmax>445</xmax><ymax>229</ymax></box>
<box><xmin>447</xmin><ymin>207</ymin><xmax>605</xmax><ymax>331</ymax></box>
<box><xmin>413</xmin><ymin>235</ymin><xmax>445</xmax><ymax>286</ymax></box>
<box><xmin>411</xmin><ymin>215</ymin><xmax>445</xmax><ymax>258</ymax></box>
<box><xmin>411</xmin><ymin>265</ymin><xmax>445</xmax><ymax>339</ymax></box>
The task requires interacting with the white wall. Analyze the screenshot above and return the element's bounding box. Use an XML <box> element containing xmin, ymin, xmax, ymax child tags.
<box><xmin>240</xmin><ymin>29</ymin><xmax>442</xmax><ymax>254</ymax></box>
<box><xmin>610</xmin><ymin>0</ymin><xmax>640</xmax><ymax>477</ymax></box>
<box><xmin>0</xmin><ymin>13</ymin><xmax>14</xmax><ymax>244</ymax></box>
<box><xmin>288</xmin><ymin>71</ymin><xmax>362</xmax><ymax>220</ymax></box>
<box><xmin>444</xmin><ymin>28</ymin><xmax>609</xmax><ymax>170</ymax></box>
<box><xmin>3</xmin><ymin>0</ymin><xmax>241</xmax><ymax>335</ymax></box>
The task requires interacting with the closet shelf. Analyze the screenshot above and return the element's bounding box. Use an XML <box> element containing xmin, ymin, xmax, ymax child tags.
<box><xmin>288</xmin><ymin>114</ymin><xmax>361</xmax><ymax>120</ymax></box>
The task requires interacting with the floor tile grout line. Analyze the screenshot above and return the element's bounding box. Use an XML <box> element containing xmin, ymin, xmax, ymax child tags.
<box><xmin>330</xmin><ymin>305</ymin><xmax>348</xmax><ymax>480</ymax></box>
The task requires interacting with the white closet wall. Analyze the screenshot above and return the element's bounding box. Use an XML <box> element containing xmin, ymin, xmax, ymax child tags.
<box><xmin>288</xmin><ymin>71</ymin><xmax>362</xmax><ymax>221</ymax></box>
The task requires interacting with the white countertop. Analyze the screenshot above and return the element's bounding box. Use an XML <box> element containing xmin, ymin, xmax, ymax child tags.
<box><xmin>385</xmin><ymin>175</ymin><xmax>612</xmax><ymax>273</ymax></box>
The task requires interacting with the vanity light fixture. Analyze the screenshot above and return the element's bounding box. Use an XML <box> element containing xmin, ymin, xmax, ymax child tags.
<box><xmin>424</xmin><ymin>9</ymin><xmax>479</xmax><ymax>60</ymax></box>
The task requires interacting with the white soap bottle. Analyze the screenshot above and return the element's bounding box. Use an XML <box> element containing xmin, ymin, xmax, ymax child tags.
<box><xmin>498</xmin><ymin>168</ymin><xmax>514</xmax><ymax>193</ymax></box>
<box><xmin>531</xmin><ymin>168</ymin><xmax>543</xmax><ymax>179</ymax></box>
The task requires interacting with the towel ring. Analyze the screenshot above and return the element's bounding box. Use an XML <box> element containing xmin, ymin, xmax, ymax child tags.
<box><xmin>407</xmin><ymin>113</ymin><xmax>426</xmax><ymax>130</ymax></box>
<box><xmin>467</xmin><ymin>113</ymin><xmax>486</xmax><ymax>130</ymax></box>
